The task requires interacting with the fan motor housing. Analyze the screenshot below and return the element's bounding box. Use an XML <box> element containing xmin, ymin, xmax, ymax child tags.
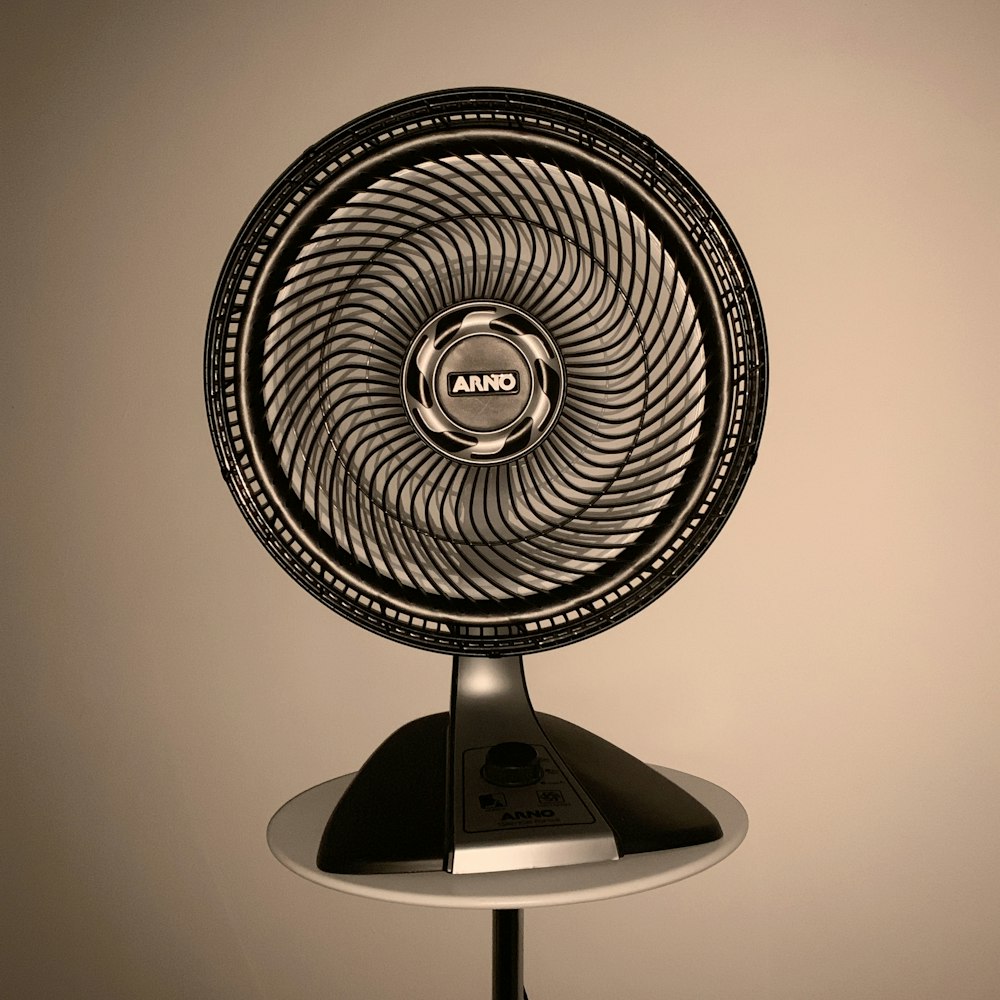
<box><xmin>402</xmin><ymin>301</ymin><xmax>564</xmax><ymax>464</ymax></box>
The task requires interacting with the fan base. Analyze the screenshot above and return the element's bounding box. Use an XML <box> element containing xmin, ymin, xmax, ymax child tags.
<box><xmin>317</xmin><ymin>711</ymin><xmax>721</xmax><ymax>875</ymax></box>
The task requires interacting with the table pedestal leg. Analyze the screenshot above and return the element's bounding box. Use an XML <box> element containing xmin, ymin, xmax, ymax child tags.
<box><xmin>492</xmin><ymin>908</ymin><xmax>526</xmax><ymax>1000</ymax></box>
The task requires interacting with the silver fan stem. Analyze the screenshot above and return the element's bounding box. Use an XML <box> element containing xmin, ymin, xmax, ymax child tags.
<box><xmin>447</xmin><ymin>654</ymin><xmax>619</xmax><ymax>874</ymax></box>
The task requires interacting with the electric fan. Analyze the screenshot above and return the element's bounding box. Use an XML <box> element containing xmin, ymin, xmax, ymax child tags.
<box><xmin>205</xmin><ymin>88</ymin><xmax>766</xmax><ymax>881</ymax></box>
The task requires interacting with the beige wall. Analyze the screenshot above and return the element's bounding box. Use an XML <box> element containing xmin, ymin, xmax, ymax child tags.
<box><xmin>5</xmin><ymin>1</ymin><xmax>999</xmax><ymax>997</ymax></box>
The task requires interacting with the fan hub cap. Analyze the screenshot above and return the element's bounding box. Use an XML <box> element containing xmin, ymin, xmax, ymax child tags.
<box><xmin>402</xmin><ymin>302</ymin><xmax>563</xmax><ymax>464</ymax></box>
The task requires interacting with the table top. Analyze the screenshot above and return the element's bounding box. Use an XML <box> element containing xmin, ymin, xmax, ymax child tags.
<box><xmin>267</xmin><ymin>767</ymin><xmax>747</xmax><ymax>909</ymax></box>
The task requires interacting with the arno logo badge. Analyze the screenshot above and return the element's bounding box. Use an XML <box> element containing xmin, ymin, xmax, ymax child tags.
<box><xmin>447</xmin><ymin>371</ymin><xmax>520</xmax><ymax>395</ymax></box>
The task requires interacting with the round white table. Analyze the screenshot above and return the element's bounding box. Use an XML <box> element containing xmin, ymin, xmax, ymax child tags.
<box><xmin>268</xmin><ymin>766</ymin><xmax>747</xmax><ymax>998</ymax></box>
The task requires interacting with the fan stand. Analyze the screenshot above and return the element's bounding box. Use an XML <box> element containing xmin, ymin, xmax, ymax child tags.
<box><xmin>267</xmin><ymin>658</ymin><xmax>748</xmax><ymax>998</ymax></box>
<box><xmin>316</xmin><ymin>657</ymin><xmax>726</xmax><ymax>876</ymax></box>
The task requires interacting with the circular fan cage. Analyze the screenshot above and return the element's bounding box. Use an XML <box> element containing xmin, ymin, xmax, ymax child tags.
<box><xmin>205</xmin><ymin>88</ymin><xmax>767</xmax><ymax>657</ymax></box>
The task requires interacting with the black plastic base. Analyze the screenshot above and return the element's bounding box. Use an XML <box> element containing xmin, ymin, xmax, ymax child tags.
<box><xmin>317</xmin><ymin>713</ymin><xmax>722</xmax><ymax>874</ymax></box>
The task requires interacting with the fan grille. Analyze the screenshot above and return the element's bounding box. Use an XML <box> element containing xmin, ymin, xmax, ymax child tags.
<box><xmin>206</xmin><ymin>89</ymin><xmax>766</xmax><ymax>655</ymax></box>
<box><xmin>262</xmin><ymin>153</ymin><xmax>706</xmax><ymax>602</ymax></box>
